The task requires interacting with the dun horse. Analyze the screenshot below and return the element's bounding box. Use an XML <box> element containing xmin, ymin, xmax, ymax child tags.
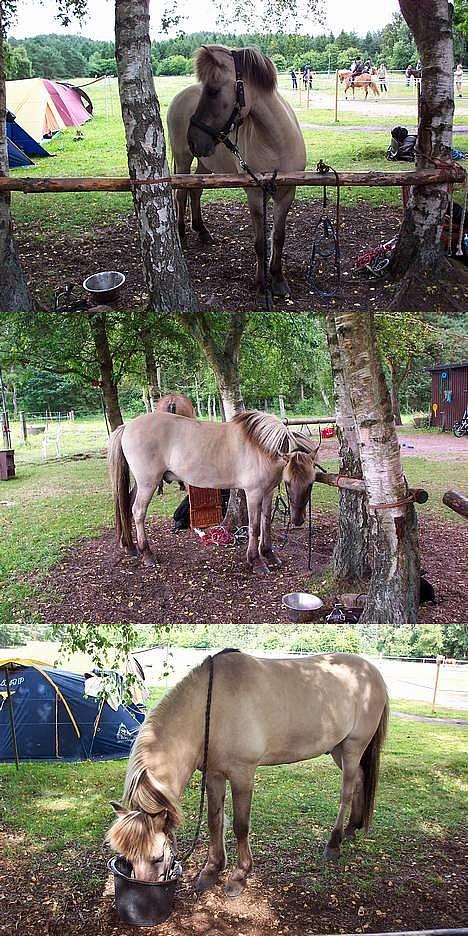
<box><xmin>107</xmin><ymin>650</ymin><xmax>389</xmax><ymax>895</ymax></box>
<box><xmin>338</xmin><ymin>69</ymin><xmax>380</xmax><ymax>100</ymax></box>
<box><xmin>108</xmin><ymin>410</ymin><xmax>318</xmax><ymax>572</ymax></box>
<box><xmin>154</xmin><ymin>394</ymin><xmax>195</xmax><ymax>495</ymax></box>
<box><xmin>167</xmin><ymin>46</ymin><xmax>306</xmax><ymax>297</ymax></box>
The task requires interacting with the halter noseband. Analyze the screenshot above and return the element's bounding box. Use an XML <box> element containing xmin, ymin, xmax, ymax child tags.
<box><xmin>189</xmin><ymin>49</ymin><xmax>246</xmax><ymax>144</ymax></box>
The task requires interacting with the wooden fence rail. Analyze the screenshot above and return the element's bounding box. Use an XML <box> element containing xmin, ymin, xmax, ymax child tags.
<box><xmin>0</xmin><ymin>166</ymin><xmax>465</xmax><ymax>194</ymax></box>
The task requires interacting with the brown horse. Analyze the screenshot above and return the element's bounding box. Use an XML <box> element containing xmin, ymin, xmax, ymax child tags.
<box><xmin>108</xmin><ymin>410</ymin><xmax>318</xmax><ymax>572</ymax></box>
<box><xmin>154</xmin><ymin>394</ymin><xmax>195</xmax><ymax>495</ymax></box>
<box><xmin>107</xmin><ymin>650</ymin><xmax>389</xmax><ymax>895</ymax></box>
<box><xmin>168</xmin><ymin>46</ymin><xmax>306</xmax><ymax>297</ymax></box>
<box><xmin>338</xmin><ymin>69</ymin><xmax>380</xmax><ymax>100</ymax></box>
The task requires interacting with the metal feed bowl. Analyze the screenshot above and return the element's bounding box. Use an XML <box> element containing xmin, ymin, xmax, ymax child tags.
<box><xmin>108</xmin><ymin>855</ymin><xmax>182</xmax><ymax>927</ymax></box>
<box><xmin>282</xmin><ymin>592</ymin><xmax>324</xmax><ymax>624</ymax></box>
<box><xmin>82</xmin><ymin>270</ymin><xmax>125</xmax><ymax>303</ymax></box>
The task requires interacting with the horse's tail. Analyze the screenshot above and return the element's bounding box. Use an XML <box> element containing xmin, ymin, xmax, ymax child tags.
<box><xmin>106</xmin><ymin>767</ymin><xmax>183</xmax><ymax>862</ymax></box>
<box><xmin>359</xmin><ymin>693</ymin><xmax>389</xmax><ymax>830</ymax></box>
<box><xmin>108</xmin><ymin>424</ymin><xmax>133</xmax><ymax>550</ymax></box>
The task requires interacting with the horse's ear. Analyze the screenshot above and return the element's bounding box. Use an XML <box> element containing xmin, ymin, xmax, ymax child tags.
<box><xmin>110</xmin><ymin>801</ymin><xmax>128</xmax><ymax>817</ymax></box>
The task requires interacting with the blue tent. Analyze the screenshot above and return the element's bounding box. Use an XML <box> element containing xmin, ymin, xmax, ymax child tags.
<box><xmin>0</xmin><ymin>659</ymin><xmax>145</xmax><ymax>763</ymax></box>
<box><xmin>7</xmin><ymin>138</ymin><xmax>34</xmax><ymax>169</ymax></box>
<box><xmin>6</xmin><ymin>110</ymin><xmax>50</xmax><ymax>170</ymax></box>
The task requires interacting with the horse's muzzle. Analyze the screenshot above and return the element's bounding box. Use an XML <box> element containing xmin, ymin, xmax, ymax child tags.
<box><xmin>187</xmin><ymin>122</ymin><xmax>217</xmax><ymax>158</ymax></box>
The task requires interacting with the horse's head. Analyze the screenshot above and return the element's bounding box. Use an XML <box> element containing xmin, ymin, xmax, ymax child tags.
<box><xmin>188</xmin><ymin>45</ymin><xmax>277</xmax><ymax>158</ymax></box>
<box><xmin>282</xmin><ymin>450</ymin><xmax>317</xmax><ymax>528</ymax></box>
<box><xmin>106</xmin><ymin>771</ymin><xmax>183</xmax><ymax>882</ymax></box>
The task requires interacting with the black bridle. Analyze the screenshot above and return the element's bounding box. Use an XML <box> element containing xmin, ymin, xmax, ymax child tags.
<box><xmin>189</xmin><ymin>48</ymin><xmax>246</xmax><ymax>144</ymax></box>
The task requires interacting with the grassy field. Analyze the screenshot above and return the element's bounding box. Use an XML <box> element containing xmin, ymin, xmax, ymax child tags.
<box><xmin>1</xmin><ymin>420</ymin><xmax>466</xmax><ymax>631</ymax></box>
<box><xmin>0</xmin><ymin>715</ymin><xmax>465</xmax><ymax>896</ymax></box>
<box><xmin>9</xmin><ymin>73</ymin><xmax>467</xmax><ymax>235</ymax></box>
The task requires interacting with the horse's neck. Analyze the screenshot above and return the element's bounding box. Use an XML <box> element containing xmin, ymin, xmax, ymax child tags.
<box><xmin>241</xmin><ymin>91</ymin><xmax>303</xmax><ymax>168</ymax></box>
<box><xmin>142</xmin><ymin>674</ymin><xmax>206</xmax><ymax>798</ymax></box>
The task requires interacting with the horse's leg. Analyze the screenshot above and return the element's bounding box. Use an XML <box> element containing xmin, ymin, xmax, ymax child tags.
<box><xmin>225</xmin><ymin>768</ymin><xmax>255</xmax><ymax>897</ymax></box>
<box><xmin>246</xmin><ymin>493</ymin><xmax>271</xmax><ymax>574</ymax></box>
<box><xmin>132</xmin><ymin>481</ymin><xmax>159</xmax><ymax>566</ymax></box>
<box><xmin>246</xmin><ymin>187</ymin><xmax>268</xmax><ymax>295</ymax></box>
<box><xmin>259</xmin><ymin>488</ymin><xmax>282</xmax><ymax>568</ymax></box>
<box><xmin>270</xmin><ymin>186</ymin><xmax>295</xmax><ymax>298</ymax></box>
<box><xmin>325</xmin><ymin>742</ymin><xmax>362</xmax><ymax>859</ymax></box>
<box><xmin>330</xmin><ymin>747</ymin><xmax>365</xmax><ymax>842</ymax></box>
<box><xmin>195</xmin><ymin>771</ymin><xmax>227</xmax><ymax>893</ymax></box>
<box><xmin>173</xmin><ymin>152</ymin><xmax>192</xmax><ymax>241</ymax></box>
<box><xmin>191</xmin><ymin>163</ymin><xmax>212</xmax><ymax>244</ymax></box>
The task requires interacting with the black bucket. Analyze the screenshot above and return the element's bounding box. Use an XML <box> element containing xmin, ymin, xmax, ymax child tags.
<box><xmin>108</xmin><ymin>855</ymin><xmax>182</xmax><ymax>927</ymax></box>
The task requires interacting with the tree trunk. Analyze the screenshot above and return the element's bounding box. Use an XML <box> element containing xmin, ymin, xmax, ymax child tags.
<box><xmin>87</xmin><ymin>310</ymin><xmax>123</xmax><ymax>430</ymax></box>
<box><xmin>388</xmin><ymin>360</ymin><xmax>403</xmax><ymax>425</ymax></box>
<box><xmin>390</xmin><ymin>0</ymin><xmax>455</xmax><ymax>280</ymax></box>
<box><xmin>334</xmin><ymin>312</ymin><xmax>420</xmax><ymax>626</ymax></box>
<box><xmin>139</xmin><ymin>313</ymin><xmax>160</xmax><ymax>410</ymax></box>
<box><xmin>325</xmin><ymin>313</ymin><xmax>370</xmax><ymax>583</ymax></box>
<box><xmin>0</xmin><ymin>17</ymin><xmax>34</xmax><ymax>313</ymax></box>
<box><xmin>114</xmin><ymin>0</ymin><xmax>197</xmax><ymax>313</ymax></box>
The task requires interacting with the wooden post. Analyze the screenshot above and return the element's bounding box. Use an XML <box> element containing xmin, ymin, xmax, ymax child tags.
<box><xmin>442</xmin><ymin>490</ymin><xmax>468</xmax><ymax>520</ymax></box>
<box><xmin>431</xmin><ymin>657</ymin><xmax>444</xmax><ymax>712</ymax></box>
<box><xmin>20</xmin><ymin>411</ymin><xmax>28</xmax><ymax>443</ymax></box>
<box><xmin>314</xmin><ymin>470</ymin><xmax>429</xmax><ymax>504</ymax></box>
<box><xmin>335</xmin><ymin>69</ymin><xmax>339</xmax><ymax>123</ymax></box>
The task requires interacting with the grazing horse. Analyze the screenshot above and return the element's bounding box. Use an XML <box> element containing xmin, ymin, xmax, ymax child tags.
<box><xmin>167</xmin><ymin>45</ymin><xmax>306</xmax><ymax>297</ymax></box>
<box><xmin>108</xmin><ymin>410</ymin><xmax>318</xmax><ymax>572</ymax></box>
<box><xmin>154</xmin><ymin>394</ymin><xmax>196</xmax><ymax>495</ymax></box>
<box><xmin>107</xmin><ymin>650</ymin><xmax>389</xmax><ymax>895</ymax></box>
<box><xmin>338</xmin><ymin>69</ymin><xmax>380</xmax><ymax>100</ymax></box>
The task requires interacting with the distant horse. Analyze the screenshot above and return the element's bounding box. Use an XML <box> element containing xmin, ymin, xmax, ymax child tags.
<box><xmin>107</xmin><ymin>650</ymin><xmax>389</xmax><ymax>895</ymax></box>
<box><xmin>154</xmin><ymin>394</ymin><xmax>196</xmax><ymax>495</ymax></box>
<box><xmin>338</xmin><ymin>69</ymin><xmax>380</xmax><ymax>100</ymax></box>
<box><xmin>108</xmin><ymin>410</ymin><xmax>318</xmax><ymax>572</ymax></box>
<box><xmin>167</xmin><ymin>45</ymin><xmax>306</xmax><ymax>297</ymax></box>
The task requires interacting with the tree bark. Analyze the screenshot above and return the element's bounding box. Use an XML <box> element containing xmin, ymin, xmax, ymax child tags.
<box><xmin>334</xmin><ymin>312</ymin><xmax>420</xmax><ymax>626</ymax></box>
<box><xmin>0</xmin><ymin>16</ymin><xmax>34</xmax><ymax>313</ymax></box>
<box><xmin>390</xmin><ymin>0</ymin><xmax>456</xmax><ymax>280</ymax></box>
<box><xmin>87</xmin><ymin>309</ymin><xmax>123</xmax><ymax>430</ymax></box>
<box><xmin>139</xmin><ymin>313</ymin><xmax>160</xmax><ymax>410</ymax></box>
<box><xmin>114</xmin><ymin>0</ymin><xmax>197</xmax><ymax>313</ymax></box>
<box><xmin>325</xmin><ymin>313</ymin><xmax>370</xmax><ymax>583</ymax></box>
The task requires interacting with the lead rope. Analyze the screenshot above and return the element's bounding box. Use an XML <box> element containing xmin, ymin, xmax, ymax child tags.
<box><xmin>456</xmin><ymin>170</ymin><xmax>468</xmax><ymax>256</ymax></box>
<box><xmin>179</xmin><ymin>654</ymin><xmax>214</xmax><ymax>862</ymax></box>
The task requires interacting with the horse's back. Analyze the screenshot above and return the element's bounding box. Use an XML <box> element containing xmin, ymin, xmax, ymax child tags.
<box><xmin>209</xmin><ymin>652</ymin><xmax>387</xmax><ymax>768</ymax></box>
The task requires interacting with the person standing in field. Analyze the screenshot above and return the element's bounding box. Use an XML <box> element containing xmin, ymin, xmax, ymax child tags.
<box><xmin>291</xmin><ymin>69</ymin><xmax>298</xmax><ymax>90</ymax></box>
<box><xmin>378</xmin><ymin>63</ymin><xmax>388</xmax><ymax>93</ymax></box>
<box><xmin>405</xmin><ymin>63</ymin><xmax>413</xmax><ymax>86</ymax></box>
<box><xmin>455</xmin><ymin>63</ymin><xmax>463</xmax><ymax>97</ymax></box>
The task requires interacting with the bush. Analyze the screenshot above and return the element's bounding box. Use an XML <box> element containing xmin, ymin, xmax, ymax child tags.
<box><xmin>156</xmin><ymin>55</ymin><xmax>192</xmax><ymax>76</ymax></box>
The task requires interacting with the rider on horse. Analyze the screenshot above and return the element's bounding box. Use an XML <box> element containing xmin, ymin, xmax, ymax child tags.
<box><xmin>350</xmin><ymin>56</ymin><xmax>364</xmax><ymax>87</ymax></box>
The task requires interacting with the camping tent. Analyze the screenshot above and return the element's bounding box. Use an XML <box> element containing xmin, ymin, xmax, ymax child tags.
<box><xmin>6</xmin><ymin>109</ymin><xmax>50</xmax><ymax>170</ymax></box>
<box><xmin>0</xmin><ymin>659</ymin><xmax>145</xmax><ymax>763</ymax></box>
<box><xmin>5</xmin><ymin>78</ymin><xmax>92</xmax><ymax>143</ymax></box>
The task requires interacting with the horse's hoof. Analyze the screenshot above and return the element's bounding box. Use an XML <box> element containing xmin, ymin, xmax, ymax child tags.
<box><xmin>195</xmin><ymin>228</ymin><xmax>213</xmax><ymax>245</ymax></box>
<box><xmin>249</xmin><ymin>560</ymin><xmax>272</xmax><ymax>576</ymax></box>
<box><xmin>271</xmin><ymin>280</ymin><xmax>290</xmax><ymax>299</ymax></box>
<box><xmin>141</xmin><ymin>552</ymin><xmax>157</xmax><ymax>567</ymax></box>
<box><xmin>324</xmin><ymin>844</ymin><xmax>341</xmax><ymax>860</ymax></box>
<box><xmin>344</xmin><ymin>826</ymin><xmax>357</xmax><ymax>841</ymax></box>
<box><xmin>224</xmin><ymin>874</ymin><xmax>247</xmax><ymax>898</ymax></box>
<box><xmin>263</xmin><ymin>551</ymin><xmax>282</xmax><ymax>568</ymax></box>
<box><xmin>194</xmin><ymin>870</ymin><xmax>219</xmax><ymax>894</ymax></box>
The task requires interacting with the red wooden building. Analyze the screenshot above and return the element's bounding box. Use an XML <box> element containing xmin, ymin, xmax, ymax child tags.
<box><xmin>429</xmin><ymin>361</ymin><xmax>468</xmax><ymax>429</ymax></box>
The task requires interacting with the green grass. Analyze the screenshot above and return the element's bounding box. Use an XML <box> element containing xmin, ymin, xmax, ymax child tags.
<box><xmin>0</xmin><ymin>716</ymin><xmax>465</xmax><ymax>883</ymax></box>
<box><xmin>391</xmin><ymin>698</ymin><xmax>468</xmax><ymax>720</ymax></box>
<box><xmin>10</xmin><ymin>74</ymin><xmax>467</xmax><ymax>234</ymax></box>
<box><xmin>1</xmin><ymin>426</ymin><xmax>466</xmax><ymax>631</ymax></box>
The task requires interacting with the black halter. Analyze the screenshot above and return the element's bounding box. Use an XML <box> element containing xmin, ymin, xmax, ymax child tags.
<box><xmin>189</xmin><ymin>49</ymin><xmax>246</xmax><ymax>143</ymax></box>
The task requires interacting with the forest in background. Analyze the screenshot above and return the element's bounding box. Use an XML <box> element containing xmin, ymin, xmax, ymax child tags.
<box><xmin>5</xmin><ymin>8</ymin><xmax>468</xmax><ymax>80</ymax></box>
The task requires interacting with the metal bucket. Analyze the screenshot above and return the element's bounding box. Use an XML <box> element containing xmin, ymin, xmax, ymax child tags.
<box><xmin>108</xmin><ymin>855</ymin><xmax>182</xmax><ymax>927</ymax></box>
<box><xmin>82</xmin><ymin>270</ymin><xmax>125</xmax><ymax>303</ymax></box>
<box><xmin>282</xmin><ymin>592</ymin><xmax>324</xmax><ymax>623</ymax></box>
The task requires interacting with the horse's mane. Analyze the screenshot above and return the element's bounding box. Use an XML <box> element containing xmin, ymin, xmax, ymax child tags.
<box><xmin>233</xmin><ymin>410</ymin><xmax>318</xmax><ymax>459</ymax></box>
<box><xmin>195</xmin><ymin>45</ymin><xmax>277</xmax><ymax>92</ymax></box>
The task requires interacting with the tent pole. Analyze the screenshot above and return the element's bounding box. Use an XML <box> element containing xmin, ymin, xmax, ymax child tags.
<box><xmin>4</xmin><ymin>666</ymin><xmax>19</xmax><ymax>769</ymax></box>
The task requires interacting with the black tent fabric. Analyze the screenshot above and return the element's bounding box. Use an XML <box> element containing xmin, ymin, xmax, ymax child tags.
<box><xmin>0</xmin><ymin>660</ymin><xmax>145</xmax><ymax>762</ymax></box>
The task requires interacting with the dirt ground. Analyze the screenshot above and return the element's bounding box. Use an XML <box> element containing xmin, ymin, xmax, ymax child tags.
<box><xmin>319</xmin><ymin>431</ymin><xmax>468</xmax><ymax>462</ymax></box>
<box><xmin>32</xmin><ymin>511</ymin><xmax>467</xmax><ymax>628</ymax></box>
<box><xmin>18</xmin><ymin>202</ymin><xmax>468</xmax><ymax>313</ymax></box>
<box><xmin>1</xmin><ymin>825</ymin><xmax>466</xmax><ymax>936</ymax></box>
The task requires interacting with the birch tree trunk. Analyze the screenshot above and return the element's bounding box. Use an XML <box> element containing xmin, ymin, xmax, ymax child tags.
<box><xmin>87</xmin><ymin>309</ymin><xmax>123</xmax><ymax>430</ymax></box>
<box><xmin>139</xmin><ymin>313</ymin><xmax>160</xmax><ymax>410</ymax></box>
<box><xmin>325</xmin><ymin>313</ymin><xmax>370</xmax><ymax>582</ymax></box>
<box><xmin>0</xmin><ymin>18</ymin><xmax>34</xmax><ymax>313</ymax></box>
<box><xmin>114</xmin><ymin>0</ymin><xmax>197</xmax><ymax>313</ymax></box>
<box><xmin>389</xmin><ymin>0</ymin><xmax>456</xmax><ymax>284</ymax></box>
<box><xmin>334</xmin><ymin>312</ymin><xmax>420</xmax><ymax>626</ymax></box>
